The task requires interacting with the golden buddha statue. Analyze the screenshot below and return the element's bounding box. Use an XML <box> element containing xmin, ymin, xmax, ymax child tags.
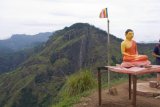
<box><xmin>121</xmin><ymin>29</ymin><xmax>151</xmax><ymax>67</ymax></box>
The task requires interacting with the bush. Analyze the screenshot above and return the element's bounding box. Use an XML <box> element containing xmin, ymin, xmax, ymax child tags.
<box><xmin>62</xmin><ymin>69</ymin><xmax>96</xmax><ymax>97</ymax></box>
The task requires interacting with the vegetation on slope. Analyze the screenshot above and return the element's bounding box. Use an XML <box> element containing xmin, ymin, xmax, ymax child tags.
<box><xmin>0</xmin><ymin>23</ymin><xmax>157</xmax><ymax>107</ymax></box>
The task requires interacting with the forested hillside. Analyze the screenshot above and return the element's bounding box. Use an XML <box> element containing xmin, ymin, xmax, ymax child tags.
<box><xmin>0</xmin><ymin>32</ymin><xmax>52</xmax><ymax>73</ymax></box>
<box><xmin>0</xmin><ymin>23</ymin><xmax>156</xmax><ymax>107</ymax></box>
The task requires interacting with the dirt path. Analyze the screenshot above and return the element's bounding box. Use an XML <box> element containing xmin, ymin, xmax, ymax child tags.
<box><xmin>74</xmin><ymin>80</ymin><xmax>160</xmax><ymax>107</ymax></box>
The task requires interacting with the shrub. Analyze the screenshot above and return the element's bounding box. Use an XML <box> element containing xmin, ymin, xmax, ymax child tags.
<box><xmin>62</xmin><ymin>69</ymin><xmax>96</xmax><ymax>97</ymax></box>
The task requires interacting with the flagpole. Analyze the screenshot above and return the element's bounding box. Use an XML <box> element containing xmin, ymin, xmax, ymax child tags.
<box><xmin>107</xmin><ymin>19</ymin><xmax>110</xmax><ymax>88</ymax></box>
<box><xmin>99</xmin><ymin>7</ymin><xmax>111</xmax><ymax>89</ymax></box>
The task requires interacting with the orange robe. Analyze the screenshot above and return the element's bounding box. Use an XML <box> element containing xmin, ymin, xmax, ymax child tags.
<box><xmin>121</xmin><ymin>41</ymin><xmax>150</xmax><ymax>67</ymax></box>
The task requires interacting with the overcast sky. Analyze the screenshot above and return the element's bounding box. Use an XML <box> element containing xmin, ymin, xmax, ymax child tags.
<box><xmin>0</xmin><ymin>0</ymin><xmax>160</xmax><ymax>42</ymax></box>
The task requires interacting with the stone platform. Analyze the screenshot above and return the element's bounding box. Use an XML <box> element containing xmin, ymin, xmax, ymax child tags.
<box><xmin>134</xmin><ymin>82</ymin><xmax>160</xmax><ymax>97</ymax></box>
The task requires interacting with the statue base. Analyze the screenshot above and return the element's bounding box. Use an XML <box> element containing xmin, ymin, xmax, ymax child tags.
<box><xmin>132</xmin><ymin>82</ymin><xmax>160</xmax><ymax>97</ymax></box>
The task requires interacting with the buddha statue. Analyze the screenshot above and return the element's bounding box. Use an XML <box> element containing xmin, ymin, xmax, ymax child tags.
<box><xmin>121</xmin><ymin>29</ymin><xmax>151</xmax><ymax>67</ymax></box>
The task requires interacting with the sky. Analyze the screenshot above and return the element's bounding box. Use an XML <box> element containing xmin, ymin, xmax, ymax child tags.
<box><xmin>0</xmin><ymin>0</ymin><xmax>160</xmax><ymax>42</ymax></box>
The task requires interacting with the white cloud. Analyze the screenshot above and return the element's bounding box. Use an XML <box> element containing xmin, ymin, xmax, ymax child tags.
<box><xmin>0</xmin><ymin>0</ymin><xmax>160</xmax><ymax>42</ymax></box>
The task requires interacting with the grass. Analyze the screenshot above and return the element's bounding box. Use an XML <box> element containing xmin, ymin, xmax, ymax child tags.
<box><xmin>52</xmin><ymin>70</ymin><xmax>128</xmax><ymax>107</ymax></box>
<box><xmin>61</xmin><ymin>69</ymin><xmax>96</xmax><ymax>96</ymax></box>
<box><xmin>52</xmin><ymin>69</ymin><xmax>96</xmax><ymax>107</ymax></box>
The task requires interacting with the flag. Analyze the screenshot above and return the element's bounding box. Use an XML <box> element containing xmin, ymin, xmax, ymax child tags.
<box><xmin>99</xmin><ymin>8</ymin><xmax>108</xmax><ymax>18</ymax></box>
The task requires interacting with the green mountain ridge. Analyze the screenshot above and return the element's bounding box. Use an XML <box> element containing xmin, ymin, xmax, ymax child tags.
<box><xmin>0</xmin><ymin>32</ymin><xmax>53</xmax><ymax>74</ymax></box>
<box><xmin>0</xmin><ymin>23</ymin><xmax>156</xmax><ymax>107</ymax></box>
<box><xmin>0</xmin><ymin>32</ymin><xmax>52</xmax><ymax>51</ymax></box>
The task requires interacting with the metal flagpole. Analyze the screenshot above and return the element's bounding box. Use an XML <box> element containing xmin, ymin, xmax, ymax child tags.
<box><xmin>107</xmin><ymin>19</ymin><xmax>110</xmax><ymax>88</ymax></box>
<box><xmin>99</xmin><ymin>7</ymin><xmax>110</xmax><ymax>89</ymax></box>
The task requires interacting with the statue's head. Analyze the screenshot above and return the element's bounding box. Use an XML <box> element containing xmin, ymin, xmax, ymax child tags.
<box><xmin>125</xmin><ymin>29</ymin><xmax>134</xmax><ymax>41</ymax></box>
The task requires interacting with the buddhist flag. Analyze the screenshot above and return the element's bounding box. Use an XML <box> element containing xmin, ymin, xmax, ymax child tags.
<box><xmin>99</xmin><ymin>8</ymin><xmax>108</xmax><ymax>18</ymax></box>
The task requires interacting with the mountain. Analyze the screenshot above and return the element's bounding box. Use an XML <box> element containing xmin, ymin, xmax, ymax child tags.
<box><xmin>0</xmin><ymin>23</ymin><xmax>157</xmax><ymax>107</ymax></box>
<box><xmin>0</xmin><ymin>32</ymin><xmax>52</xmax><ymax>51</ymax></box>
<box><xmin>0</xmin><ymin>44</ymin><xmax>46</xmax><ymax>74</ymax></box>
<box><xmin>0</xmin><ymin>32</ymin><xmax>53</xmax><ymax>74</ymax></box>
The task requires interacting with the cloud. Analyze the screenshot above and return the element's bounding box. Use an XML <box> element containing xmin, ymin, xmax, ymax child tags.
<box><xmin>0</xmin><ymin>0</ymin><xmax>160</xmax><ymax>42</ymax></box>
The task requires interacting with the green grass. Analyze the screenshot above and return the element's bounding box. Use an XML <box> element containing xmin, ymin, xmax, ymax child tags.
<box><xmin>61</xmin><ymin>69</ymin><xmax>96</xmax><ymax>96</ymax></box>
<box><xmin>53</xmin><ymin>58</ymin><xmax>69</xmax><ymax>68</ymax></box>
<box><xmin>52</xmin><ymin>69</ymin><xmax>96</xmax><ymax>107</ymax></box>
<box><xmin>52</xmin><ymin>69</ymin><xmax>128</xmax><ymax>107</ymax></box>
<box><xmin>56</xmin><ymin>35</ymin><xmax>84</xmax><ymax>51</ymax></box>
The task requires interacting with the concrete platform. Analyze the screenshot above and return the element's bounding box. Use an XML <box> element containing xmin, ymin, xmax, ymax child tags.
<box><xmin>134</xmin><ymin>82</ymin><xmax>160</xmax><ymax>97</ymax></box>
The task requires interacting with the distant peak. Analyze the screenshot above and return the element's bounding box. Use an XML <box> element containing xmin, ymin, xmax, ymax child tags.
<box><xmin>68</xmin><ymin>23</ymin><xmax>92</xmax><ymax>29</ymax></box>
<box><xmin>71</xmin><ymin>23</ymin><xmax>90</xmax><ymax>26</ymax></box>
<box><xmin>11</xmin><ymin>34</ymin><xmax>28</xmax><ymax>39</ymax></box>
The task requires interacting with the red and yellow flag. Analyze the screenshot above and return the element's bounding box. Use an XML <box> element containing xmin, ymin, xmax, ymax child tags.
<box><xmin>99</xmin><ymin>8</ymin><xmax>108</xmax><ymax>18</ymax></box>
